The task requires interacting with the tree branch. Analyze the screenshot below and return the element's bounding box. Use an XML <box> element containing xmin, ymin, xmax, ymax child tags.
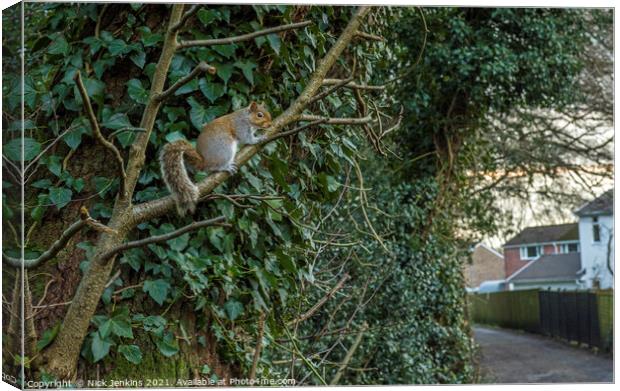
<box><xmin>249</xmin><ymin>312</ymin><xmax>266</xmax><ymax>380</ymax></box>
<box><xmin>178</xmin><ymin>20</ymin><xmax>313</xmax><ymax>48</ymax></box>
<box><xmin>2</xmin><ymin>207</ymin><xmax>114</xmax><ymax>269</ymax></box>
<box><xmin>299</xmin><ymin>114</ymin><xmax>373</xmax><ymax>125</ymax></box>
<box><xmin>74</xmin><ymin>71</ymin><xmax>127</xmax><ymax>197</ymax></box>
<box><xmin>289</xmin><ymin>273</ymin><xmax>350</xmax><ymax>325</ymax></box>
<box><xmin>169</xmin><ymin>4</ymin><xmax>200</xmax><ymax>33</ymax></box>
<box><xmin>322</xmin><ymin>78</ymin><xmax>385</xmax><ymax>91</ymax></box>
<box><xmin>99</xmin><ymin>216</ymin><xmax>228</xmax><ymax>261</ymax></box>
<box><xmin>260</xmin><ymin>119</ymin><xmax>327</xmax><ymax>144</ymax></box>
<box><xmin>154</xmin><ymin>61</ymin><xmax>216</xmax><ymax>102</ymax></box>
<box><xmin>308</xmin><ymin>77</ymin><xmax>354</xmax><ymax>104</ymax></box>
<box><xmin>329</xmin><ymin>322</ymin><xmax>368</xmax><ymax>385</ymax></box>
<box><xmin>354</xmin><ymin>31</ymin><xmax>384</xmax><ymax>41</ymax></box>
<box><xmin>130</xmin><ymin>7</ymin><xmax>373</xmax><ymax>226</ymax></box>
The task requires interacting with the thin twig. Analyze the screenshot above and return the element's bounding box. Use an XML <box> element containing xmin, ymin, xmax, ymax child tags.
<box><xmin>289</xmin><ymin>273</ymin><xmax>350</xmax><ymax>325</ymax></box>
<box><xmin>298</xmin><ymin>114</ymin><xmax>372</xmax><ymax>125</ymax></box>
<box><xmin>2</xmin><ymin>207</ymin><xmax>115</xmax><ymax>269</ymax></box>
<box><xmin>249</xmin><ymin>312</ymin><xmax>266</xmax><ymax>380</ymax></box>
<box><xmin>106</xmin><ymin>127</ymin><xmax>146</xmax><ymax>141</ymax></box>
<box><xmin>260</xmin><ymin>119</ymin><xmax>327</xmax><ymax>144</ymax></box>
<box><xmin>24</xmin><ymin>124</ymin><xmax>79</xmax><ymax>173</ymax></box>
<box><xmin>309</xmin><ymin>77</ymin><xmax>354</xmax><ymax>104</ymax></box>
<box><xmin>99</xmin><ymin>216</ymin><xmax>228</xmax><ymax>261</ymax></box>
<box><xmin>155</xmin><ymin>61</ymin><xmax>216</xmax><ymax>102</ymax></box>
<box><xmin>74</xmin><ymin>70</ymin><xmax>127</xmax><ymax>196</ymax></box>
<box><xmin>329</xmin><ymin>322</ymin><xmax>368</xmax><ymax>385</ymax></box>
<box><xmin>354</xmin><ymin>31</ymin><xmax>384</xmax><ymax>41</ymax></box>
<box><xmin>322</xmin><ymin>78</ymin><xmax>385</xmax><ymax>91</ymax></box>
<box><xmin>178</xmin><ymin>21</ymin><xmax>312</xmax><ymax>48</ymax></box>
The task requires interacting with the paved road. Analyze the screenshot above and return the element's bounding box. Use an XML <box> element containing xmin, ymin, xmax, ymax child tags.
<box><xmin>474</xmin><ymin>325</ymin><xmax>613</xmax><ymax>383</ymax></box>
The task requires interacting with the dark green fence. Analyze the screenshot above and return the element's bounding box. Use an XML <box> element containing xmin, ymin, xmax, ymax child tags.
<box><xmin>468</xmin><ymin>289</ymin><xmax>613</xmax><ymax>352</ymax></box>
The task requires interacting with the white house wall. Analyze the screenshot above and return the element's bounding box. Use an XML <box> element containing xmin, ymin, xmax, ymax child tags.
<box><xmin>510</xmin><ymin>281</ymin><xmax>580</xmax><ymax>291</ymax></box>
<box><xmin>578</xmin><ymin>215</ymin><xmax>614</xmax><ymax>289</ymax></box>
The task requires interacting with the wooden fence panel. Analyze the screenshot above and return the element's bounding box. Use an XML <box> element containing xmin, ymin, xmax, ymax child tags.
<box><xmin>469</xmin><ymin>289</ymin><xmax>612</xmax><ymax>351</ymax></box>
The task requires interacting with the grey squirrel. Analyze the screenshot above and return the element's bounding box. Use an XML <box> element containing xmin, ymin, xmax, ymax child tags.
<box><xmin>160</xmin><ymin>101</ymin><xmax>272</xmax><ymax>216</ymax></box>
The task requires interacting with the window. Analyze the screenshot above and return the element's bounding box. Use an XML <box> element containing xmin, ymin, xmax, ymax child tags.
<box><xmin>559</xmin><ymin>243</ymin><xmax>579</xmax><ymax>253</ymax></box>
<box><xmin>520</xmin><ymin>245</ymin><xmax>541</xmax><ymax>260</ymax></box>
<box><xmin>593</xmin><ymin>217</ymin><xmax>601</xmax><ymax>243</ymax></box>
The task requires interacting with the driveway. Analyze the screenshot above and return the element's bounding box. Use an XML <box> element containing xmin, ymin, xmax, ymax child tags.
<box><xmin>474</xmin><ymin>325</ymin><xmax>613</xmax><ymax>383</ymax></box>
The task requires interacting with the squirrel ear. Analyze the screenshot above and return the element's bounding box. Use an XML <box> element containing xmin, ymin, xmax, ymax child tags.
<box><xmin>249</xmin><ymin>101</ymin><xmax>258</xmax><ymax>112</ymax></box>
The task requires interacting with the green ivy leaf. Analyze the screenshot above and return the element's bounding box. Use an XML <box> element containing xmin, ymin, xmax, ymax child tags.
<box><xmin>91</xmin><ymin>332</ymin><xmax>112</xmax><ymax>362</ymax></box>
<box><xmin>199</xmin><ymin>79</ymin><xmax>225</xmax><ymax>103</ymax></box>
<box><xmin>155</xmin><ymin>332</ymin><xmax>179</xmax><ymax>357</ymax></box>
<box><xmin>223</xmin><ymin>299</ymin><xmax>244</xmax><ymax>321</ymax></box>
<box><xmin>216</xmin><ymin>63</ymin><xmax>234</xmax><ymax>84</ymax></box>
<box><xmin>108</xmin><ymin>39</ymin><xmax>128</xmax><ymax>56</ymax></box>
<box><xmin>32</xmin><ymin>179</ymin><xmax>52</xmax><ymax>189</ymax></box>
<box><xmin>45</xmin><ymin>155</ymin><xmax>62</xmax><ymax>176</ymax></box>
<box><xmin>127</xmin><ymin>79</ymin><xmax>149</xmax><ymax>104</ymax></box>
<box><xmin>102</xmin><ymin>113</ymin><xmax>133</xmax><ymax>130</ymax></box>
<box><xmin>49</xmin><ymin>187</ymin><xmax>73</xmax><ymax>209</ymax></box>
<box><xmin>234</xmin><ymin>60</ymin><xmax>257</xmax><ymax>85</ymax></box>
<box><xmin>143</xmin><ymin>279</ymin><xmax>171</xmax><ymax>305</ymax></box>
<box><xmin>213</xmin><ymin>44</ymin><xmax>236</xmax><ymax>58</ymax></box>
<box><xmin>130</xmin><ymin>50</ymin><xmax>146</xmax><ymax>69</ymax></box>
<box><xmin>47</xmin><ymin>33</ymin><xmax>69</xmax><ymax>55</ymax></box>
<box><xmin>197</xmin><ymin>9</ymin><xmax>218</xmax><ymax>25</ymax></box>
<box><xmin>267</xmin><ymin>33</ymin><xmax>281</xmax><ymax>54</ymax></box>
<box><xmin>3</xmin><ymin>138</ymin><xmax>41</xmax><ymax>161</ymax></box>
<box><xmin>118</xmin><ymin>344</ymin><xmax>142</xmax><ymax>364</ymax></box>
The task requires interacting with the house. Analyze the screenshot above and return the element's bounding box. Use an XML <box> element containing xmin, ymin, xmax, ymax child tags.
<box><xmin>503</xmin><ymin>223</ymin><xmax>580</xmax><ymax>278</ymax></box>
<box><xmin>575</xmin><ymin>189</ymin><xmax>614</xmax><ymax>289</ymax></box>
<box><xmin>507</xmin><ymin>253</ymin><xmax>582</xmax><ymax>291</ymax></box>
<box><xmin>464</xmin><ymin>244</ymin><xmax>505</xmax><ymax>289</ymax></box>
<box><xmin>502</xmin><ymin>189</ymin><xmax>614</xmax><ymax>291</ymax></box>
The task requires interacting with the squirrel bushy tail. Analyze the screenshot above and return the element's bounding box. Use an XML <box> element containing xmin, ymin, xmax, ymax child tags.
<box><xmin>159</xmin><ymin>140</ymin><xmax>203</xmax><ymax>217</ymax></box>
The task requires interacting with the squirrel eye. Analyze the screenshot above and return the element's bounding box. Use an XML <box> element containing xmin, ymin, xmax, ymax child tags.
<box><xmin>257</xmin><ymin>112</ymin><xmax>264</xmax><ymax>118</ymax></box>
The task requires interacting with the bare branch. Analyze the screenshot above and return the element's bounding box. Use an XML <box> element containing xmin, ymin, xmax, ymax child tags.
<box><xmin>322</xmin><ymin>78</ymin><xmax>385</xmax><ymax>91</ymax></box>
<box><xmin>329</xmin><ymin>322</ymin><xmax>368</xmax><ymax>385</ymax></box>
<box><xmin>354</xmin><ymin>31</ymin><xmax>384</xmax><ymax>41</ymax></box>
<box><xmin>299</xmin><ymin>114</ymin><xmax>373</xmax><ymax>125</ymax></box>
<box><xmin>249</xmin><ymin>312</ymin><xmax>266</xmax><ymax>380</ymax></box>
<box><xmin>155</xmin><ymin>61</ymin><xmax>216</xmax><ymax>102</ymax></box>
<box><xmin>290</xmin><ymin>273</ymin><xmax>350</xmax><ymax>325</ymax></box>
<box><xmin>106</xmin><ymin>127</ymin><xmax>146</xmax><ymax>141</ymax></box>
<box><xmin>309</xmin><ymin>77</ymin><xmax>354</xmax><ymax>104</ymax></box>
<box><xmin>2</xmin><ymin>207</ymin><xmax>113</xmax><ymax>269</ymax></box>
<box><xmin>74</xmin><ymin>71</ymin><xmax>127</xmax><ymax>196</ymax></box>
<box><xmin>99</xmin><ymin>216</ymin><xmax>228</xmax><ymax>261</ymax></box>
<box><xmin>260</xmin><ymin>119</ymin><xmax>327</xmax><ymax>144</ymax></box>
<box><xmin>169</xmin><ymin>4</ymin><xmax>200</xmax><ymax>33</ymax></box>
<box><xmin>24</xmin><ymin>124</ymin><xmax>79</xmax><ymax>173</ymax></box>
<box><xmin>178</xmin><ymin>20</ymin><xmax>313</xmax><ymax>49</ymax></box>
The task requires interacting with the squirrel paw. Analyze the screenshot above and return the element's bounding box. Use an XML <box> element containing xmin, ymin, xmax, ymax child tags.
<box><xmin>225</xmin><ymin>163</ymin><xmax>238</xmax><ymax>175</ymax></box>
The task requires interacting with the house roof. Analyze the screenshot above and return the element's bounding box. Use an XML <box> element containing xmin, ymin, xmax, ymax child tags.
<box><xmin>504</xmin><ymin>223</ymin><xmax>578</xmax><ymax>247</ymax></box>
<box><xmin>474</xmin><ymin>243</ymin><xmax>504</xmax><ymax>260</ymax></box>
<box><xmin>575</xmin><ymin>189</ymin><xmax>613</xmax><ymax>217</ymax></box>
<box><xmin>508</xmin><ymin>253</ymin><xmax>581</xmax><ymax>283</ymax></box>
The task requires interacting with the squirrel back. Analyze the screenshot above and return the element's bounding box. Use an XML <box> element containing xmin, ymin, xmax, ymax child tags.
<box><xmin>159</xmin><ymin>140</ymin><xmax>203</xmax><ymax>217</ymax></box>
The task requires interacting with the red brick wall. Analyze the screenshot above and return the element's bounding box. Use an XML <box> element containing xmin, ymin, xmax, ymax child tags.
<box><xmin>543</xmin><ymin>244</ymin><xmax>556</xmax><ymax>255</ymax></box>
<box><xmin>504</xmin><ymin>248</ymin><xmax>529</xmax><ymax>278</ymax></box>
